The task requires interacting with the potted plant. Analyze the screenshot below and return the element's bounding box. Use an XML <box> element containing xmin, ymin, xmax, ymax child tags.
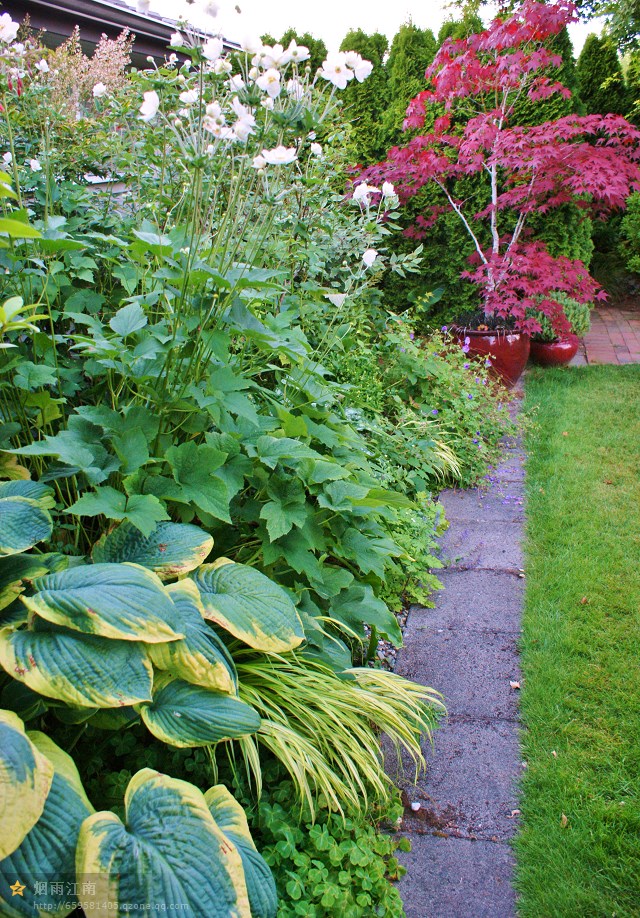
<box><xmin>358</xmin><ymin>0</ymin><xmax>640</xmax><ymax>387</ymax></box>
<box><xmin>528</xmin><ymin>294</ymin><xmax>591</xmax><ymax>366</ymax></box>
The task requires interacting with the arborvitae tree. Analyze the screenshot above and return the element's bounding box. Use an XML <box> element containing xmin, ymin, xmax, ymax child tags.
<box><xmin>381</xmin><ymin>22</ymin><xmax>437</xmax><ymax>148</ymax></box>
<box><xmin>437</xmin><ymin>13</ymin><xmax>484</xmax><ymax>44</ymax></box>
<box><xmin>338</xmin><ymin>29</ymin><xmax>389</xmax><ymax>165</ymax></box>
<box><xmin>577</xmin><ymin>34</ymin><xmax>628</xmax><ymax>115</ymax></box>
<box><xmin>625</xmin><ymin>47</ymin><xmax>640</xmax><ymax>123</ymax></box>
<box><xmin>279</xmin><ymin>28</ymin><xmax>327</xmax><ymax>75</ymax></box>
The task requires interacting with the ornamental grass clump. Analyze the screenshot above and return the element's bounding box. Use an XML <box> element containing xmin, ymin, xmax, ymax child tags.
<box><xmin>360</xmin><ymin>0</ymin><xmax>640</xmax><ymax>335</ymax></box>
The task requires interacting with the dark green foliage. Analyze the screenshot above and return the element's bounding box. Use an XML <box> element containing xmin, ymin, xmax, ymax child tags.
<box><xmin>381</xmin><ymin>22</ymin><xmax>437</xmax><ymax>148</ymax></box>
<box><xmin>619</xmin><ymin>191</ymin><xmax>640</xmax><ymax>273</ymax></box>
<box><xmin>577</xmin><ymin>34</ymin><xmax>628</xmax><ymax>114</ymax></box>
<box><xmin>338</xmin><ymin>29</ymin><xmax>390</xmax><ymax>165</ymax></box>
<box><xmin>437</xmin><ymin>13</ymin><xmax>484</xmax><ymax>44</ymax></box>
<box><xmin>624</xmin><ymin>47</ymin><xmax>640</xmax><ymax>122</ymax></box>
<box><xmin>279</xmin><ymin>29</ymin><xmax>327</xmax><ymax>75</ymax></box>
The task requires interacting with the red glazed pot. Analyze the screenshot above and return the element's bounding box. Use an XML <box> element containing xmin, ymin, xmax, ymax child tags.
<box><xmin>529</xmin><ymin>335</ymin><xmax>579</xmax><ymax>367</ymax></box>
<box><xmin>453</xmin><ymin>327</ymin><xmax>530</xmax><ymax>388</ymax></box>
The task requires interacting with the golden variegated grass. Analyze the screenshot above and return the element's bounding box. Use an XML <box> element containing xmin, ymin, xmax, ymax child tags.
<box><xmin>231</xmin><ymin>651</ymin><xmax>444</xmax><ymax>817</ymax></box>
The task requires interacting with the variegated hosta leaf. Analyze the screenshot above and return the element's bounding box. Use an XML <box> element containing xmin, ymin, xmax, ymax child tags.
<box><xmin>139</xmin><ymin>676</ymin><xmax>261</xmax><ymax>748</ymax></box>
<box><xmin>205</xmin><ymin>786</ymin><xmax>278</xmax><ymax>918</ymax></box>
<box><xmin>191</xmin><ymin>559</ymin><xmax>304</xmax><ymax>653</ymax></box>
<box><xmin>92</xmin><ymin>520</ymin><xmax>214</xmax><ymax>579</ymax></box>
<box><xmin>0</xmin><ymin>497</ymin><xmax>52</xmax><ymax>557</ymax></box>
<box><xmin>0</xmin><ymin>555</ymin><xmax>58</xmax><ymax>613</ymax></box>
<box><xmin>0</xmin><ymin>710</ymin><xmax>53</xmax><ymax>860</ymax></box>
<box><xmin>0</xmin><ymin>624</ymin><xmax>153</xmax><ymax>708</ymax></box>
<box><xmin>0</xmin><ymin>733</ymin><xmax>94</xmax><ymax>918</ymax></box>
<box><xmin>0</xmin><ymin>480</ymin><xmax>55</xmax><ymax>509</ymax></box>
<box><xmin>148</xmin><ymin>581</ymin><xmax>237</xmax><ymax>693</ymax></box>
<box><xmin>22</xmin><ymin>562</ymin><xmax>184</xmax><ymax>643</ymax></box>
<box><xmin>76</xmin><ymin>769</ymin><xmax>251</xmax><ymax>917</ymax></box>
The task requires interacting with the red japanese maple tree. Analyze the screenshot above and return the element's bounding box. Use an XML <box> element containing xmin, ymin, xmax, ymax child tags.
<box><xmin>362</xmin><ymin>0</ymin><xmax>640</xmax><ymax>333</ymax></box>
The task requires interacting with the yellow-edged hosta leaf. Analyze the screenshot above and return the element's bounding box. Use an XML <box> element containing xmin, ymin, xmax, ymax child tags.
<box><xmin>191</xmin><ymin>559</ymin><xmax>304</xmax><ymax>653</ymax></box>
<box><xmin>22</xmin><ymin>562</ymin><xmax>184</xmax><ymax>643</ymax></box>
<box><xmin>139</xmin><ymin>676</ymin><xmax>260</xmax><ymax>748</ymax></box>
<box><xmin>206</xmin><ymin>786</ymin><xmax>277</xmax><ymax>918</ymax></box>
<box><xmin>0</xmin><ymin>624</ymin><xmax>153</xmax><ymax>707</ymax></box>
<box><xmin>0</xmin><ymin>710</ymin><xmax>53</xmax><ymax>860</ymax></box>
<box><xmin>0</xmin><ymin>733</ymin><xmax>93</xmax><ymax>918</ymax></box>
<box><xmin>76</xmin><ymin>769</ymin><xmax>251</xmax><ymax>917</ymax></box>
<box><xmin>0</xmin><ymin>497</ymin><xmax>52</xmax><ymax>557</ymax></box>
<box><xmin>92</xmin><ymin>520</ymin><xmax>214</xmax><ymax>579</ymax></box>
<box><xmin>0</xmin><ymin>480</ymin><xmax>55</xmax><ymax>509</ymax></box>
<box><xmin>148</xmin><ymin>581</ymin><xmax>237</xmax><ymax>693</ymax></box>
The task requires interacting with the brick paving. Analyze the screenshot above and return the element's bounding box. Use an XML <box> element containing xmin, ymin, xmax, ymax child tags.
<box><xmin>580</xmin><ymin>305</ymin><xmax>640</xmax><ymax>365</ymax></box>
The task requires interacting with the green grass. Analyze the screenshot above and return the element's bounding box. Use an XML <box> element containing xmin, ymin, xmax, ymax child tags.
<box><xmin>516</xmin><ymin>365</ymin><xmax>640</xmax><ymax>918</ymax></box>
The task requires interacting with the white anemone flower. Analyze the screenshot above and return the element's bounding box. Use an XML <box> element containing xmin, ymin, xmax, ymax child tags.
<box><xmin>170</xmin><ymin>31</ymin><xmax>183</xmax><ymax>47</ymax></box>
<box><xmin>202</xmin><ymin>37</ymin><xmax>223</xmax><ymax>62</ymax></box>
<box><xmin>213</xmin><ymin>59</ymin><xmax>232</xmax><ymax>74</ymax></box>
<box><xmin>352</xmin><ymin>182</ymin><xmax>379</xmax><ymax>205</ymax></box>
<box><xmin>381</xmin><ymin>181</ymin><xmax>396</xmax><ymax>198</ymax></box>
<box><xmin>234</xmin><ymin>118</ymin><xmax>255</xmax><ymax>142</ymax></box>
<box><xmin>261</xmin><ymin>97</ymin><xmax>274</xmax><ymax>110</ymax></box>
<box><xmin>252</xmin><ymin>154</ymin><xmax>267</xmax><ymax>170</ymax></box>
<box><xmin>92</xmin><ymin>82</ymin><xmax>108</xmax><ymax>98</ymax></box>
<box><xmin>362</xmin><ymin>248</ymin><xmax>378</xmax><ymax>268</ymax></box>
<box><xmin>35</xmin><ymin>59</ymin><xmax>49</xmax><ymax>73</ymax></box>
<box><xmin>256</xmin><ymin>68</ymin><xmax>281</xmax><ymax>99</ymax></box>
<box><xmin>139</xmin><ymin>90</ymin><xmax>160</xmax><ymax>121</ymax></box>
<box><xmin>260</xmin><ymin>43</ymin><xmax>290</xmax><ymax>69</ymax></box>
<box><xmin>285</xmin><ymin>40</ymin><xmax>310</xmax><ymax>64</ymax></box>
<box><xmin>320</xmin><ymin>53</ymin><xmax>354</xmax><ymax>90</ymax></box>
<box><xmin>310</xmin><ymin>142</ymin><xmax>322</xmax><ymax>156</ymax></box>
<box><xmin>205</xmin><ymin>101</ymin><xmax>225</xmax><ymax>124</ymax></box>
<box><xmin>343</xmin><ymin>51</ymin><xmax>373</xmax><ymax>82</ymax></box>
<box><xmin>241</xmin><ymin>33</ymin><xmax>262</xmax><ymax>54</ymax></box>
<box><xmin>0</xmin><ymin>14</ymin><xmax>19</xmax><ymax>43</ymax></box>
<box><xmin>261</xmin><ymin>145</ymin><xmax>297</xmax><ymax>165</ymax></box>
<box><xmin>179</xmin><ymin>88</ymin><xmax>199</xmax><ymax>105</ymax></box>
<box><xmin>29</xmin><ymin>159</ymin><xmax>42</xmax><ymax>172</ymax></box>
<box><xmin>3</xmin><ymin>152</ymin><xmax>12</xmax><ymax>165</ymax></box>
<box><xmin>229</xmin><ymin>74</ymin><xmax>245</xmax><ymax>93</ymax></box>
<box><xmin>286</xmin><ymin>78</ymin><xmax>304</xmax><ymax>101</ymax></box>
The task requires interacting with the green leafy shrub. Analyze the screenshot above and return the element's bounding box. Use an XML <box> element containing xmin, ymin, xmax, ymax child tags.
<box><xmin>529</xmin><ymin>293</ymin><xmax>592</xmax><ymax>342</ymax></box>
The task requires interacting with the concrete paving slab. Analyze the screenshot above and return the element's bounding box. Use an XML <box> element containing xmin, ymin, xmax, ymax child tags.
<box><xmin>439</xmin><ymin>487</ymin><xmax>525</xmax><ymax>523</ymax></box>
<box><xmin>438</xmin><ymin>522</ymin><xmax>524</xmax><ymax>571</ymax></box>
<box><xmin>408</xmin><ymin>571</ymin><xmax>524</xmax><ymax>633</ymax></box>
<box><xmin>403</xmin><ymin>720</ymin><xmax>522</xmax><ymax>840</ymax></box>
<box><xmin>395</xmin><ymin>628</ymin><xmax>520</xmax><ymax>720</ymax></box>
<box><xmin>485</xmin><ymin>452</ymin><xmax>526</xmax><ymax>483</ymax></box>
<box><xmin>397</xmin><ymin>835</ymin><xmax>517</xmax><ymax>918</ymax></box>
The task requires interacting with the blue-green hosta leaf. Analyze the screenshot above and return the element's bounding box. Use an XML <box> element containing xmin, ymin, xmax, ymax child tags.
<box><xmin>0</xmin><ymin>733</ymin><xmax>93</xmax><ymax>918</ymax></box>
<box><xmin>192</xmin><ymin>559</ymin><xmax>304</xmax><ymax>653</ymax></box>
<box><xmin>139</xmin><ymin>676</ymin><xmax>260</xmax><ymax>748</ymax></box>
<box><xmin>0</xmin><ymin>625</ymin><xmax>153</xmax><ymax>707</ymax></box>
<box><xmin>0</xmin><ymin>554</ymin><xmax>69</xmax><ymax>613</ymax></box>
<box><xmin>92</xmin><ymin>521</ymin><xmax>213</xmax><ymax>580</ymax></box>
<box><xmin>0</xmin><ymin>498</ymin><xmax>52</xmax><ymax>557</ymax></box>
<box><xmin>205</xmin><ymin>786</ymin><xmax>277</xmax><ymax>918</ymax></box>
<box><xmin>0</xmin><ymin>481</ymin><xmax>55</xmax><ymax>509</ymax></box>
<box><xmin>148</xmin><ymin>581</ymin><xmax>237</xmax><ymax>693</ymax></box>
<box><xmin>22</xmin><ymin>563</ymin><xmax>183</xmax><ymax>642</ymax></box>
<box><xmin>0</xmin><ymin>710</ymin><xmax>53</xmax><ymax>860</ymax></box>
<box><xmin>77</xmin><ymin>769</ymin><xmax>251</xmax><ymax>917</ymax></box>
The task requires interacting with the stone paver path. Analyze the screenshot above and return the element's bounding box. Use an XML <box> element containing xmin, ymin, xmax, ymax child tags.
<box><xmin>580</xmin><ymin>305</ymin><xmax>640</xmax><ymax>365</ymax></box>
<box><xmin>391</xmin><ymin>418</ymin><xmax>525</xmax><ymax>918</ymax></box>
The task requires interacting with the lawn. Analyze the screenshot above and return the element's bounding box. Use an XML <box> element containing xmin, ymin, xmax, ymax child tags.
<box><xmin>516</xmin><ymin>365</ymin><xmax>640</xmax><ymax>916</ymax></box>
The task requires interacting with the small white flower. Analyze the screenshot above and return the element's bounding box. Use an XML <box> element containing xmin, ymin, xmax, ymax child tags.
<box><xmin>310</xmin><ymin>142</ymin><xmax>322</xmax><ymax>156</ymax></box>
<box><xmin>286</xmin><ymin>78</ymin><xmax>304</xmax><ymax>101</ymax></box>
<box><xmin>213</xmin><ymin>58</ymin><xmax>232</xmax><ymax>74</ymax></box>
<box><xmin>353</xmin><ymin>182</ymin><xmax>379</xmax><ymax>204</ymax></box>
<box><xmin>325</xmin><ymin>293</ymin><xmax>347</xmax><ymax>307</ymax></box>
<box><xmin>320</xmin><ymin>53</ymin><xmax>354</xmax><ymax>90</ymax></box>
<box><xmin>285</xmin><ymin>39</ymin><xmax>309</xmax><ymax>64</ymax></box>
<box><xmin>261</xmin><ymin>97</ymin><xmax>274</xmax><ymax>110</ymax></box>
<box><xmin>29</xmin><ymin>159</ymin><xmax>42</xmax><ymax>173</ymax></box>
<box><xmin>362</xmin><ymin>248</ymin><xmax>378</xmax><ymax>268</ymax></box>
<box><xmin>177</xmin><ymin>107</ymin><xmax>190</xmax><ymax>117</ymax></box>
<box><xmin>382</xmin><ymin>181</ymin><xmax>396</xmax><ymax>197</ymax></box>
<box><xmin>139</xmin><ymin>89</ymin><xmax>160</xmax><ymax>121</ymax></box>
<box><xmin>233</xmin><ymin>117</ymin><xmax>254</xmax><ymax>142</ymax></box>
<box><xmin>202</xmin><ymin>37</ymin><xmax>223</xmax><ymax>62</ymax></box>
<box><xmin>343</xmin><ymin>51</ymin><xmax>373</xmax><ymax>82</ymax></box>
<box><xmin>256</xmin><ymin>68</ymin><xmax>281</xmax><ymax>99</ymax></box>
<box><xmin>3</xmin><ymin>152</ymin><xmax>12</xmax><ymax>165</ymax></box>
<box><xmin>92</xmin><ymin>82</ymin><xmax>108</xmax><ymax>98</ymax></box>
<box><xmin>0</xmin><ymin>13</ymin><xmax>19</xmax><ymax>43</ymax></box>
<box><xmin>241</xmin><ymin>33</ymin><xmax>262</xmax><ymax>54</ymax></box>
<box><xmin>35</xmin><ymin>59</ymin><xmax>49</xmax><ymax>73</ymax></box>
<box><xmin>260</xmin><ymin>43</ymin><xmax>290</xmax><ymax>69</ymax></box>
<box><xmin>168</xmin><ymin>53</ymin><xmax>179</xmax><ymax>65</ymax></box>
<box><xmin>261</xmin><ymin>145</ymin><xmax>297</xmax><ymax>165</ymax></box>
<box><xmin>137</xmin><ymin>0</ymin><xmax>151</xmax><ymax>12</ymax></box>
<box><xmin>179</xmin><ymin>88</ymin><xmax>199</xmax><ymax>104</ymax></box>
<box><xmin>248</xmin><ymin>66</ymin><xmax>259</xmax><ymax>80</ymax></box>
<box><xmin>205</xmin><ymin>101</ymin><xmax>225</xmax><ymax>124</ymax></box>
<box><xmin>252</xmin><ymin>154</ymin><xmax>267</xmax><ymax>170</ymax></box>
<box><xmin>170</xmin><ymin>31</ymin><xmax>183</xmax><ymax>47</ymax></box>
<box><xmin>228</xmin><ymin>74</ymin><xmax>245</xmax><ymax>93</ymax></box>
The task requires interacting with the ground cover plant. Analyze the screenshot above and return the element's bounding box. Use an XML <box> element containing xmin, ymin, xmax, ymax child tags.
<box><xmin>518</xmin><ymin>365</ymin><xmax>640</xmax><ymax>916</ymax></box>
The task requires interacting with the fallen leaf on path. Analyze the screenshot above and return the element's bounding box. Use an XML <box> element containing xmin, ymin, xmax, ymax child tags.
<box><xmin>506</xmin><ymin>809</ymin><xmax>521</xmax><ymax>819</ymax></box>
<box><xmin>510</xmin><ymin>681</ymin><xmax>521</xmax><ymax>690</ymax></box>
<box><xmin>561</xmin><ymin>813</ymin><xmax>568</xmax><ymax>828</ymax></box>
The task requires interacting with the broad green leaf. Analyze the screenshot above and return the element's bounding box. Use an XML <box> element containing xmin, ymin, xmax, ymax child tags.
<box><xmin>68</xmin><ymin>487</ymin><xmax>170</xmax><ymax>537</ymax></box>
<box><xmin>253</xmin><ymin>435</ymin><xmax>320</xmax><ymax>470</ymax></box>
<box><xmin>338</xmin><ymin>529</ymin><xmax>399</xmax><ymax>579</ymax></box>
<box><xmin>259</xmin><ymin>477</ymin><xmax>309</xmax><ymax>541</ymax></box>
<box><xmin>139</xmin><ymin>676</ymin><xmax>260</xmax><ymax>747</ymax></box>
<box><xmin>0</xmin><ymin>480</ymin><xmax>54</xmax><ymax>509</ymax></box>
<box><xmin>0</xmin><ymin>497</ymin><xmax>52</xmax><ymax>556</ymax></box>
<box><xmin>0</xmin><ymin>733</ymin><xmax>93</xmax><ymax>918</ymax></box>
<box><xmin>192</xmin><ymin>559</ymin><xmax>304</xmax><ymax>653</ymax></box>
<box><xmin>121</xmin><ymin>494</ymin><xmax>170</xmax><ymax>536</ymax></box>
<box><xmin>77</xmin><ymin>769</ymin><xmax>251</xmax><ymax>917</ymax></box>
<box><xmin>0</xmin><ymin>625</ymin><xmax>153</xmax><ymax>707</ymax></box>
<box><xmin>13</xmin><ymin>361</ymin><xmax>58</xmax><ymax>391</ymax></box>
<box><xmin>332</xmin><ymin>585</ymin><xmax>402</xmax><ymax>645</ymax></box>
<box><xmin>0</xmin><ymin>218</ymin><xmax>41</xmax><ymax>238</ymax></box>
<box><xmin>0</xmin><ymin>710</ymin><xmax>53</xmax><ymax>860</ymax></box>
<box><xmin>148</xmin><ymin>581</ymin><xmax>237</xmax><ymax>693</ymax></box>
<box><xmin>92</xmin><ymin>520</ymin><xmax>213</xmax><ymax>579</ymax></box>
<box><xmin>205</xmin><ymin>786</ymin><xmax>277</xmax><ymax>918</ymax></box>
<box><xmin>109</xmin><ymin>302</ymin><xmax>147</xmax><ymax>337</ymax></box>
<box><xmin>166</xmin><ymin>441</ymin><xmax>231</xmax><ymax>523</ymax></box>
<box><xmin>23</xmin><ymin>563</ymin><xmax>184</xmax><ymax>643</ymax></box>
<box><xmin>316</xmin><ymin>480</ymin><xmax>369</xmax><ymax>512</ymax></box>
<box><xmin>111</xmin><ymin>429</ymin><xmax>150</xmax><ymax>476</ymax></box>
<box><xmin>353</xmin><ymin>487</ymin><xmax>415</xmax><ymax>510</ymax></box>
